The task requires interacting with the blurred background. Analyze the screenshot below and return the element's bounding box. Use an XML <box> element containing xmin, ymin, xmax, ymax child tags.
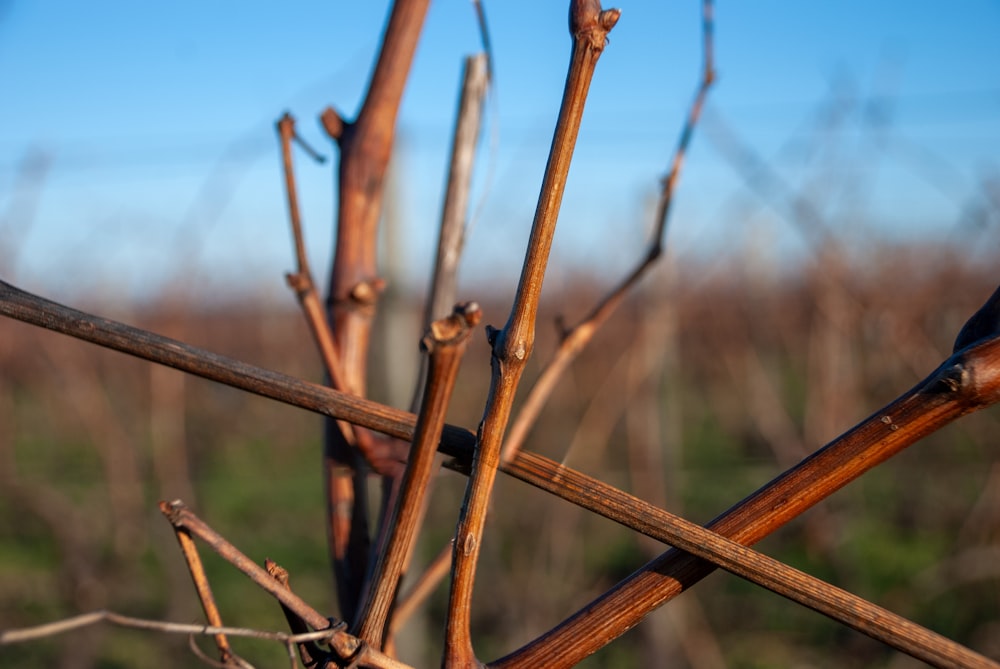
<box><xmin>2</xmin><ymin>1</ymin><xmax>1000</xmax><ymax>667</ymax></box>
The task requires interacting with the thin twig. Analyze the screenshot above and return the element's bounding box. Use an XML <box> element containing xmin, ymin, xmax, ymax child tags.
<box><xmin>502</xmin><ymin>0</ymin><xmax>715</xmax><ymax>463</ymax></box>
<box><xmin>278</xmin><ymin>113</ymin><xmax>404</xmax><ymax>479</ymax></box>
<box><xmin>277</xmin><ymin>112</ymin><xmax>343</xmax><ymax>390</ymax></box>
<box><xmin>160</xmin><ymin>500</ymin><xmax>335</xmax><ymax>633</ymax></box>
<box><xmin>158</xmin><ymin>501</ymin><xmax>419</xmax><ymax>669</ymax></box>
<box><xmin>1</xmin><ymin>610</ymin><xmax>412</xmax><ymax>669</ymax></box>
<box><xmin>0</xmin><ymin>610</ymin><xmax>351</xmax><ymax>646</ymax></box>
<box><xmin>266</xmin><ymin>559</ymin><xmax>324</xmax><ymax>669</ymax></box>
<box><xmin>372</xmin><ymin>55</ymin><xmax>488</xmax><ymax>633</ymax></box>
<box><xmin>471</xmin><ymin>1</ymin><xmax>494</xmax><ymax>83</ymax></box>
<box><xmin>356</xmin><ymin>303</ymin><xmax>481</xmax><ymax>647</ymax></box>
<box><xmin>169</xmin><ymin>524</ymin><xmax>236</xmax><ymax>665</ymax></box>
<box><xmin>443</xmin><ymin>4</ymin><xmax>620</xmax><ymax>666</ymax></box>
<box><xmin>291</xmin><ymin>132</ymin><xmax>326</xmax><ymax>165</ymax></box>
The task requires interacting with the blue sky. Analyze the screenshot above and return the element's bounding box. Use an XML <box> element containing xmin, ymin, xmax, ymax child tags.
<box><xmin>1</xmin><ymin>2</ymin><xmax>999</xmax><ymax>302</ymax></box>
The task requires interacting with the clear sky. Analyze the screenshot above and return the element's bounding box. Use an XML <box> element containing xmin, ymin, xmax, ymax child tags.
<box><xmin>1</xmin><ymin>1</ymin><xmax>999</xmax><ymax>302</ymax></box>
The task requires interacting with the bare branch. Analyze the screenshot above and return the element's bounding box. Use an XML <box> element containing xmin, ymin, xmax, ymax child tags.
<box><xmin>356</xmin><ymin>303</ymin><xmax>480</xmax><ymax>646</ymax></box>
<box><xmin>168</xmin><ymin>523</ymin><xmax>238</xmax><ymax>665</ymax></box>
<box><xmin>0</xmin><ymin>280</ymin><xmax>452</xmax><ymax>452</ymax></box>
<box><xmin>278</xmin><ymin>112</ymin><xmax>404</xmax><ymax>478</ymax></box>
<box><xmin>157</xmin><ymin>501</ymin><xmax>418</xmax><ymax>669</ymax></box>
<box><xmin>0</xmin><ymin>609</ymin><xmax>343</xmax><ymax>646</ymax></box>
<box><xmin>494</xmin><ymin>290</ymin><xmax>1000</xmax><ymax>666</ymax></box>
<box><xmin>160</xmin><ymin>501</ymin><xmax>335</xmax><ymax>633</ymax></box>
<box><xmin>443</xmin><ymin>5</ymin><xmax>619</xmax><ymax>666</ymax></box>
<box><xmin>277</xmin><ymin>112</ymin><xmax>344</xmax><ymax>393</ymax></box>
<box><xmin>423</xmin><ymin>55</ymin><xmax>490</xmax><ymax>330</ymax></box>
<box><xmin>503</xmin><ymin>0</ymin><xmax>715</xmax><ymax>462</ymax></box>
<box><xmin>492</xmin><ymin>448</ymin><xmax>1000</xmax><ymax>668</ymax></box>
<box><xmin>1</xmin><ymin>610</ymin><xmax>413</xmax><ymax>669</ymax></box>
<box><xmin>326</xmin><ymin>0</ymin><xmax>432</xmax><ymax>396</ymax></box>
<box><xmin>321</xmin><ymin>0</ymin><xmax>432</xmax><ymax>622</ymax></box>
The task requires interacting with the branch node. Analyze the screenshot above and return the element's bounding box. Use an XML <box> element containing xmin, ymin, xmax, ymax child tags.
<box><xmin>599</xmin><ymin>9</ymin><xmax>622</xmax><ymax>31</ymax></box>
<box><xmin>264</xmin><ymin>558</ymin><xmax>289</xmax><ymax>586</ymax></box>
<box><xmin>349</xmin><ymin>278</ymin><xmax>385</xmax><ymax>306</ymax></box>
<box><xmin>423</xmin><ymin>302</ymin><xmax>482</xmax><ymax>352</ymax></box>
<box><xmin>159</xmin><ymin>499</ymin><xmax>186</xmax><ymax>525</ymax></box>
<box><xmin>569</xmin><ymin>1</ymin><xmax>621</xmax><ymax>49</ymax></box>
<box><xmin>285</xmin><ymin>272</ymin><xmax>309</xmax><ymax>296</ymax></box>
<box><xmin>277</xmin><ymin>111</ymin><xmax>295</xmax><ymax>135</ymax></box>
<box><xmin>320</xmin><ymin>106</ymin><xmax>348</xmax><ymax>141</ymax></box>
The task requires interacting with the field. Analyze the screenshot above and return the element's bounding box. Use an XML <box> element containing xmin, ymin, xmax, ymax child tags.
<box><xmin>3</xmin><ymin>243</ymin><xmax>999</xmax><ymax>667</ymax></box>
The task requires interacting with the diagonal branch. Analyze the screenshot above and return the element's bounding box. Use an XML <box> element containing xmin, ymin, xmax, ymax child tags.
<box><xmin>355</xmin><ymin>303</ymin><xmax>480</xmax><ymax>646</ymax></box>
<box><xmin>278</xmin><ymin>112</ymin><xmax>404</xmax><ymax>478</ymax></box>
<box><xmin>167</xmin><ymin>523</ymin><xmax>241</xmax><ymax>666</ymax></box>
<box><xmin>160</xmin><ymin>500</ymin><xmax>335</xmax><ymax>634</ymax></box>
<box><xmin>0</xmin><ymin>279</ymin><xmax>425</xmax><ymax>447</ymax></box>
<box><xmin>159</xmin><ymin>500</ymin><xmax>414</xmax><ymax>669</ymax></box>
<box><xmin>6</xmin><ymin>276</ymin><xmax>1000</xmax><ymax>546</ymax></box>
<box><xmin>502</xmin><ymin>0</ymin><xmax>715</xmax><ymax>462</ymax></box>
<box><xmin>494</xmin><ymin>450</ymin><xmax>1000</xmax><ymax>668</ymax></box>
<box><xmin>492</xmin><ymin>295</ymin><xmax>1000</xmax><ymax>666</ymax></box>
<box><xmin>277</xmin><ymin>112</ymin><xmax>343</xmax><ymax>393</ymax></box>
<box><xmin>443</xmin><ymin>4</ymin><xmax>619</xmax><ymax>666</ymax></box>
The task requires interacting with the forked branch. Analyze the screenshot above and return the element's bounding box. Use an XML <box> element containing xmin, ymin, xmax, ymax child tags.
<box><xmin>158</xmin><ymin>500</ymin><xmax>412</xmax><ymax>669</ymax></box>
